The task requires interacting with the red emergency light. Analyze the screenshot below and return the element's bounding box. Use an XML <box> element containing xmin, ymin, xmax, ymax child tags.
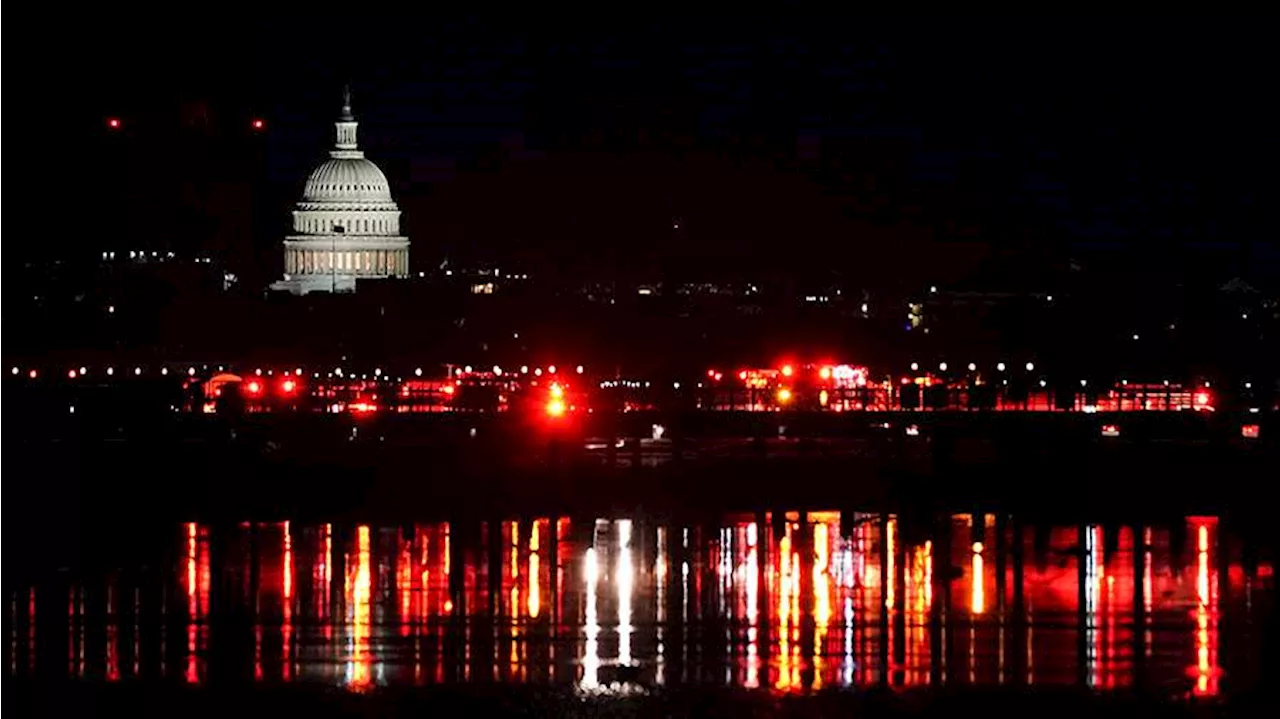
<box><xmin>1193</xmin><ymin>390</ymin><xmax>1214</xmax><ymax>411</ymax></box>
<box><xmin>546</xmin><ymin>399</ymin><xmax>567</xmax><ymax>417</ymax></box>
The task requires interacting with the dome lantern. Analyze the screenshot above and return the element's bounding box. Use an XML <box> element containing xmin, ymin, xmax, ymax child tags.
<box><xmin>332</xmin><ymin>84</ymin><xmax>361</xmax><ymax>157</ymax></box>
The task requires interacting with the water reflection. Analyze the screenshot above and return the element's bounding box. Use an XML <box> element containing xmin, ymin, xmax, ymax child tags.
<box><xmin>6</xmin><ymin>513</ymin><xmax>1270</xmax><ymax>697</ymax></box>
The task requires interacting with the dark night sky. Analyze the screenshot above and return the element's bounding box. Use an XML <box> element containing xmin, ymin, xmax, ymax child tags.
<box><xmin>24</xmin><ymin>12</ymin><xmax>1279</xmax><ymax>288</ymax></box>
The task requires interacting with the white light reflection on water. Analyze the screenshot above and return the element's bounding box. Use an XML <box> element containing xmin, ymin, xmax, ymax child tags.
<box><xmin>581</xmin><ymin>546</ymin><xmax>600</xmax><ymax>690</ymax></box>
<box><xmin>617</xmin><ymin>520</ymin><xmax>634</xmax><ymax>667</ymax></box>
<box><xmin>842</xmin><ymin>522</ymin><xmax>858</xmax><ymax>686</ymax></box>
<box><xmin>745</xmin><ymin>521</ymin><xmax>760</xmax><ymax>689</ymax></box>
<box><xmin>655</xmin><ymin>526</ymin><xmax>667</xmax><ymax>686</ymax></box>
<box><xmin>11</xmin><ymin>515</ymin><xmax>1268</xmax><ymax>693</ymax></box>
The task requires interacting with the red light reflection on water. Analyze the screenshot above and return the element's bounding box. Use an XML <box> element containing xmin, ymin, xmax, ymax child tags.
<box><xmin>184</xmin><ymin>522</ymin><xmax>209</xmax><ymax>684</ymax></box>
<box><xmin>60</xmin><ymin>513</ymin><xmax>1253</xmax><ymax>693</ymax></box>
<box><xmin>281</xmin><ymin>521</ymin><xmax>294</xmax><ymax>681</ymax></box>
<box><xmin>105</xmin><ymin>582</ymin><xmax>119</xmax><ymax>681</ymax></box>
<box><xmin>1190</xmin><ymin>519</ymin><xmax>1220</xmax><ymax>697</ymax></box>
<box><xmin>346</xmin><ymin>526</ymin><xmax>374</xmax><ymax>691</ymax></box>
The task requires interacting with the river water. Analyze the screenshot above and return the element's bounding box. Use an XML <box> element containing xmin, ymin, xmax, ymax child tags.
<box><xmin>6</xmin><ymin>513</ymin><xmax>1272</xmax><ymax>698</ymax></box>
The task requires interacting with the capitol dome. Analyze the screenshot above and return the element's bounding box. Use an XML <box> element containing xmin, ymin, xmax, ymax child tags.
<box><xmin>301</xmin><ymin>157</ymin><xmax>393</xmax><ymax>204</ymax></box>
<box><xmin>270</xmin><ymin>88</ymin><xmax>411</xmax><ymax>296</ymax></box>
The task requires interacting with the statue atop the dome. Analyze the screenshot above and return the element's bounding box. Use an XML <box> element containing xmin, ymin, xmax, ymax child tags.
<box><xmin>340</xmin><ymin>84</ymin><xmax>354</xmax><ymax>122</ymax></box>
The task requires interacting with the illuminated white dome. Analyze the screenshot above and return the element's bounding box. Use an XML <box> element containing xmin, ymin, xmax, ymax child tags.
<box><xmin>301</xmin><ymin>157</ymin><xmax>392</xmax><ymax>204</ymax></box>
<box><xmin>271</xmin><ymin>88</ymin><xmax>411</xmax><ymax>296</ymax></box>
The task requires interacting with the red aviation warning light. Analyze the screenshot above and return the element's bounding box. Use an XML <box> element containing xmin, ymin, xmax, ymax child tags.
<box><xmin>251</xmin><ymin>118</ymin><xmax>266</xmax><ymax>131</ymax></box>
<box><xmin>107</xmin><ymin>117</ymin><xmax>121</xmax><ymax>130</ymax></box>
<box><xmin>280</xmin><ymin>378</ymin><xmax>297</xmax><ymax>395</ymax></box>
<box><xmin>245</xmin><ymin>380</ymin><xmax>264</xmax><ymax>396</ymax></box>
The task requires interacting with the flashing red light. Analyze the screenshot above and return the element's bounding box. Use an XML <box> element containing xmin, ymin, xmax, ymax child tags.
<box><xmin>1101</xmin><ymin>424</ymin><xmax>1121</xmax><ymax>438</ymax></box>
<box><xmin>819</xmin><ymin>366</ymin><xmax>832</xmax><ymax>381</ymax></box>
<box><xmin>251</xmin><ymin>118</ymin><xmax>265</xmax><ymax>130</ymax></box>
<box><xmin>350</xmin><ymin>402</ymin><xmax>378</xmax><ymax>414</ymax></box>
<box><xmin>738</xmin><ymin>370</ymin><xmax>748</xmax><ymax>381</ymax></box>
<box><xmin>1193</xmin><ymin>390</ymin><xmax>1213</xmax><ymax>410</ymax></box>
<box><xmin>546</xmin><ymin>398</ymin><xmax>567</xmax><ymax>417</ymax></box>
<box><xmin>1241</xmin><ymin>424</ymin><xmax>1260</xmax><ymax>439</ymax></box>
<box><xmin>781</xmin><ymin>364</ymin><xmax>794</xmax><ymax>378</ymax></box>
<box><xmin>107</xmin><ymin>117</ymin><xmax>121</xmax><ymax>129</ymax></box>
<box><xmin>246</xmin><ymin>380</ymin><xmax>263</xmax><ymax>396</ymax></box>
<box><xmin>442</xmin><ymin>385</ymin><xmax>455</xmax><ymax>395</ymax></box>
<box><xmin>280</xmin><ymin>378</ymin><xmax>297</xmax><ymax>394</ymax></box>
<box><xmin>707</xmin><ymin>369</ymin><xmax>717</xmax><ymax>378</ymax></box>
